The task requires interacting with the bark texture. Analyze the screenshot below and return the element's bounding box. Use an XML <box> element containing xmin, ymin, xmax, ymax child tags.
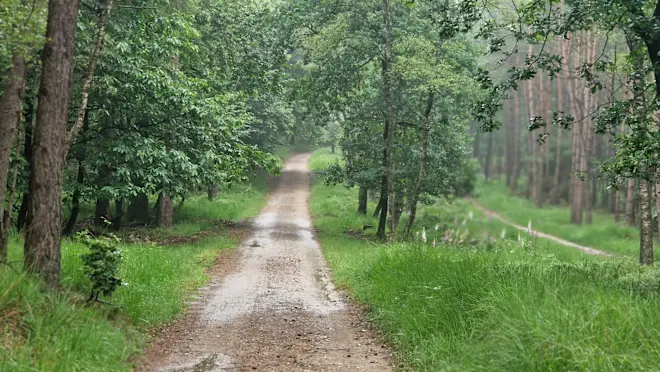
<box><xmin>0</xmin><ymin>55</ymin><xmax>27</xmax><ymax>262</ymax></box>
<box><xmin>156</xmin><ymin>193</ymin><xmax>173</xmax><ymax>228</ymax></box>
<box><xmin>357</xmin><ymin>186</ymin><xmax>368</xmax><ymax>215</ymax></box>
<box><xmin>24</xmin><ymin>0</ymin><xmax>80</xmax><ymax>288</ymax></box>
<box><xmin>639</xmin><ymin>180</ymin><xmax>654</xmax><ymax>265</ymax></box>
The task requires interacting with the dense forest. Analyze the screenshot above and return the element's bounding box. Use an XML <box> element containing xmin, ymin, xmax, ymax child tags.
<box><xmin>4</xmin><ymin>0</ymin><xmax>660</xmax><ymax>370</ymax></box>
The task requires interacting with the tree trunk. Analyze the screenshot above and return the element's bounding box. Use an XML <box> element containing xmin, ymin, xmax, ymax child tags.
<box><xmin>383</xmin><ymin>0</ymin><xmax>395</xmax><ymax>237</ymax></box>
<box><xmin>625</xmin><ymin>179</ymin><xmax>636</xmax><ymax>225</ymax></box>
<box><xmin>484</xmin><ymin>133</ymin><xmax>493</xmax><ymax>181</ymax></box>
<box><xmin>17</xmin><ymin>96</ymin><xmax>35</xmax><ymax>232</ymax></box>
<box><xmin>208</xmin><ymin>184</ymin><xmax>219</xmax><ymax>200</ymax></box>
<box><xmin>639</xmin><ymin>179</ymin><xmax>654</xmax><ymax>265</ymax></box>
<box><xmin>357</xmin><ymin>186</ymin><xmax>368</xmax><ymax>215</ymax></box>
<box><xmin>404</xmin><ymin>91</ymin><xmax>433</xmax><ymax>237</ymax></box>
<box><xmin>65</xmin><ymin>0</ymin><xmax>113</xmax><ymax>158</ymax></box>
<box><xmin>510</xmin><ymin>83</ymin><xmax>521</xmax><ymax>193</ymax></box>
<box><xmin>24</xmin><ymin>0</ymin><xmax>80</xmax><ymax>288</ymax></box>
<box><xmin>63</xmin><ymin>161</ymin><xmax>84</xmax><ymax>235</ymax></box>
<box><xmin>127</xmin><ymin>193</ymin><xmax>150</xmax><ymax>223</ymax></box>
<box><xmin>373</xmin><ymin>196</ymin><xmax>384</xmax><ymax>218</ymax></box>
<box><xmin>614</xmin><ymin>188</ymin><xmax>621</xmax><ymax>223</ymax></box>
<box><xmin>0</xmin><ymin>56</ymin><xmax>27</xmax><ymax>260</ymax></box>
<box><xmin>95</xmin><ymin>199</ymin><xmax>110</xmax><ymax>226</ymax></box>
<box><xmin>156</xmin><ymin>192</ymin><xmax>173</xmax><ymax>228</ymax></box>
<box><xmin>113</xmin><ymin>199</ymin><xmax>124</xmax><ymax>231</ymax></box>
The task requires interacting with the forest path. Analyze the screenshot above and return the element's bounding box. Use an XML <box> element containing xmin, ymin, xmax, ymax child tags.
<box><xmin>139</xmin><ymin>153</ymin><xmax>391</xmax><ymax>372</ymax></box>
<box><xmin>470</xmin><ymin>200</ymin><xmax>614</xmax><ymax>257</ymax></box>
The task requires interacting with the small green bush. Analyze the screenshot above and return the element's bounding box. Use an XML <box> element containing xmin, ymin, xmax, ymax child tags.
<box><xmin>78</xmin><ymin>232</ymin><xmax>124</xmax><ymax>302</ymax></box>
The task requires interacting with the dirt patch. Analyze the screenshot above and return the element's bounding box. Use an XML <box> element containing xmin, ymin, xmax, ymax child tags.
<box><xmin>138</xmin><ymin>154</ymin><xmax>392</xmax><ymax>371</ymax></box>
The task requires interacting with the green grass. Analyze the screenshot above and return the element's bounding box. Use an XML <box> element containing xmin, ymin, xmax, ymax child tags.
<box><xmin>476</xmin><ymin>181</ymin><xmax>644</xmax><ymax>257</ymax></box>
<box><xmin>1</xmin><ymin>178</ymin><xmax>270</xmax><ymax>371</ymax></box>
<box><xmin>309</xmin><ymin>148</ymin><xmax>660</xmax><ymax>371</ymax></box>
<box><xmin>307</xmin><ymin>147</ymin><xmax>343</xmax><ymax>172</ymax></box>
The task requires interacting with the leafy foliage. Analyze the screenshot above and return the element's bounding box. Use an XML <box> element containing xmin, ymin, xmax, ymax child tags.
<box><xmin>78</xmin><ymin>231</ymin><xmax>124</xmax><ymax>301</ymax></box>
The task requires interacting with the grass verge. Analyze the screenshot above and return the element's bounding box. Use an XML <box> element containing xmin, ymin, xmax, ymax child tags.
<box><xmin>309</xmin><ymin>149</ymin><xmax>660</xmax><ymax>371</ymax></box>
<box><xmin>1</xmin><ymin>180</ymin><xmax>269</xmax><ymax>371</ymax></box>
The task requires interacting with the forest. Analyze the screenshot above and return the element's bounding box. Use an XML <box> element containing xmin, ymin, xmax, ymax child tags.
<box><xmin>3</xmin><ymin>0</ymin><xmax>660</xmax><ymax>371</ymax></box>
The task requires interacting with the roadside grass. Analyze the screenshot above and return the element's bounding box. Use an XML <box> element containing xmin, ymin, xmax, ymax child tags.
<box><xmin>2</xmin><ymin>177</ymin><xmax>270</xmax><ymax>370</ymax></box>
<box><xmin>476</xmin><ymin>181</ymin><xmax>645</xmax><ymax>257</ymax></box>
<box><xmin>309</xmin><ymin>148</ymin><xmax>660</xmax><ymax>371</ymax></box>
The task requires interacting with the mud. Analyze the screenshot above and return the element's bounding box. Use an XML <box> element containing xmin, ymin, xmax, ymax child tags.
<box><xmin>139</xmin><ymin>154</ymin><xmax>392</xmax><ymax>372</ymax></box>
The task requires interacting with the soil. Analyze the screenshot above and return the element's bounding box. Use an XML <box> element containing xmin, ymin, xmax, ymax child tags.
<box><xmin>138</xmin><ymin>154</ymin><xmax>392</xmax><ymax>372</ymax></box>
<box><xmin>470</xmin><ymin>200</ymin><xmax>614</xmax><ymax>257</ymax></box>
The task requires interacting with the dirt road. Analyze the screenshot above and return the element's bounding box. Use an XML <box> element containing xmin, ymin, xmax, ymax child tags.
<box><xmin>140</xmin><ymin>154</ymin><xmax>391</xmax><ymax>372</ymax></box>
<box><xmin>470</xmin><ymin>200</ymin><xmax>613</xmax><ymax>257</ymax></box>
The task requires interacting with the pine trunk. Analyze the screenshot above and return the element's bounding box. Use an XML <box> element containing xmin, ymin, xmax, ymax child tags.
<box><xmin>24</xmin><ymin>0</ymin><xmax>80</xmax><ymax>288</ymax></box>
<box><xmin>383</xmin><ymin>0</ymin><xmax>395</xmax><ymax>237</ymax></box>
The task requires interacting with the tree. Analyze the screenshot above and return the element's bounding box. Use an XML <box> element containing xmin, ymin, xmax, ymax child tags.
<box><xmin>24</xmin><ymin>0</ymin><xmax>80</xmax><ymax>288</ymax></box>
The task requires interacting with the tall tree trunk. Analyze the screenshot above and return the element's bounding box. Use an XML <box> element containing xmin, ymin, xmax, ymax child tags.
<box><xmin>17</xmin><ymin>96</ymin><xmax>35</xmax><ymax>232</ymax></box>
<box><xmin>639</xmin><ymin>179</ymin><xmax>654</xmax><ymax>265</ymax></box>
<box><xmin>24</xmin><ymin>0</ymin><xmax>80</xmax><ymax>288</ymax></box>
<box><xmin>383</xmin><ymin>0</ymin><xmax>395</xmax><ymax>237</ymax></box>
<box><xmin>510</xmin><ymin>79</ymin><xmax>521</xmax><ymax>193</ymax></box>
<box><xmin>472</xmin><ymin>130</ymin><xmax>481</xmax><ymax>160</ymax></box>
<box><xmin>357</xmin><ymin>186</ymin><xmax>368</xmax><ymax>215</ymax></box>
<box><xmin>404</xmin><ymin>92</ymin><xmax>434</xmax><ymax>237</ymax></box>
<box><xmin>569</xmin><ymin>36</ymin><xmax>584</xmax><ymax>224</ymax></box>
<box><xmin>0</xmin><ymin>56</ymin><xmax>27</xmax><ymax>261</ymax></box>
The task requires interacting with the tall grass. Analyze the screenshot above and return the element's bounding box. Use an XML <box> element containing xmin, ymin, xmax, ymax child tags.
<box><xmin>309</xmin><ymin>148</ymin><xmax>660</xmax><ymax>371</ymax></box>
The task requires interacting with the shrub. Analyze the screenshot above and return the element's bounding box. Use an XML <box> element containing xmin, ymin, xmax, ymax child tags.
<box><xmin>78</xmin><ymin>231</ymin><xmax>125</xmax><ymax>302</ymax></box>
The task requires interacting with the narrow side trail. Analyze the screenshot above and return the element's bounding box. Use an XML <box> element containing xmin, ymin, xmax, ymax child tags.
<box><xmin>470</xmin><ymin>200</ymin><xmax>614</xmax><ymax>257</ymax></box>
<box><xmin>140</xmin><ymin>154</ymin><xmax>391</xmax><ymax>372</ymax></box>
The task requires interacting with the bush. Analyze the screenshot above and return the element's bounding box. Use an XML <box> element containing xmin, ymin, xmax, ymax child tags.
<box><xmin>78</xmin><ymin>232</ymin><xmax>125</xmax><ymax>302</ymax></box>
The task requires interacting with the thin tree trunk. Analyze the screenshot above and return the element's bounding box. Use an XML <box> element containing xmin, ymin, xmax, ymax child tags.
<box><xmin>357</xmin><ymin>186</ymin><xmax>368</xmax><ymax>215</ymax></box>
<box><xmin>484</xmin><ymin>133</ymin><xmax>493</xmax><ymax>181</ymax></box>
<box><xmin>65</xmin><ymin>0</ymin><xmax>113</xmax><ymax>156</ymax></box>
<box><xmin>63</xmin><ymin>161</ymin><xmax>84</xmax><ymax>235</ymax></box>
<box><xmin>17</xmin><ymin>96</ymin><xmax>34</xmax><ymax>232</ymax></box>
<box><xmin>25</xmin><ymin>0</ymin><xmax>80</xmax><ymax>288</ymax></box>
<box><xmin>0</xmin><ymin>56</ymin><xmax>27</xmax><ymax>261</ymax></box>
<box><xmin>383</xmin><ymin>0</ymin><xmax>395</xmax><ymax>237</ymax></box>
<box><xmin>511</xmin><ymin>77</ymin><xmax>521</xmax><ymax>193</ymax></box>
<box><xmin>404</xmin><ymin>92</ymin><xmax>434</xmax><ymax>237</ymax></box>
<box><xmin>0</xmin><ymin>88</ymin><xmax>25</xmax><ymax>262</ymax></box>
<box><xmin>625</xmin><ymin>179</ymin><xmax>636</xmax><ymax>225</ymax></box>
<box><xmin>373</xmin><ymin>196</ymin><xmax>384</xmax><ymax>218</ymax></box>
<box><xmin>113</xmin><ymin>199</ymin><xmax>123</xmax><ymax>231</ymax></box>
<box><xmin>639</xmin><ymin>179</ymin><xmax>654</xmax><ymax>265</ymax></box>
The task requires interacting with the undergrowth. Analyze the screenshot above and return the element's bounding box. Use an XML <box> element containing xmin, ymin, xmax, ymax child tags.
<box><xmin>1</xmin><ymin>178</ymin><xmax>270</xmax><ymax>371</ymax></box>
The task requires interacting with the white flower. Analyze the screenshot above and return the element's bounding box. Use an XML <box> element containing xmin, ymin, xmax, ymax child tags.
<box><xmin>421</xmin><ymin>227</ymin><xmax>427</xmax><ymax>243</ymax></box>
